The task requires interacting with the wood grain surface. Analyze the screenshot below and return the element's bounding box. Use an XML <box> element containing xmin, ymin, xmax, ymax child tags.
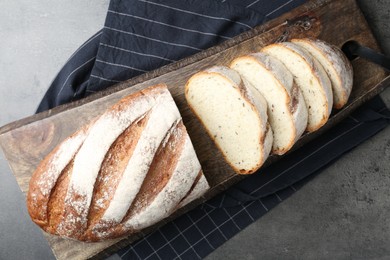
<box><xmin>0</xmin><ymin>0</ymin><xmax>388</xmax><ymax>259</ymax></box>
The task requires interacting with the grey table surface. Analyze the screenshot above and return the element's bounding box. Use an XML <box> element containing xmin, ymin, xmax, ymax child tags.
<box><xmin>0</xmin><ymin>1</ymin><xmax>389</xmax><ymax>259</ymax></box>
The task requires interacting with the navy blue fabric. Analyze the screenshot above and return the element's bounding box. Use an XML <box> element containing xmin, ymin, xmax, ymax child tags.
<box><xmin>86</xmin><ymin>0</ymin><xmax>262</xmax><ymax>92</ymax></box>
<box><xmin>37</xmin><ymin>0</ymin><xmax>306</xmax><ymax>111</ymax></box>
<box><xmin>37</xmin><ymin>30</ymin><xmax>102</xmax><ymax>111</ymax></box>
<box><xmin>34</xmin><ymin>0</ymin><xmax>389</xmax><ymax>259</ymax></box>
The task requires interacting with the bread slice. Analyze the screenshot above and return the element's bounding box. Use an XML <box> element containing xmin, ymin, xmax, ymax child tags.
<box><xmin>230</xmin><ymin>53</ymin><xmax>308</xmax><ymax>155</ymax></box>
<box><xmin>291</xmin><ymin>38</ymin><xmax>353</xmax><ymax>109</ymax></box>
<box><xmin>185</xmin><ymin>66</ymin><xmax>273</xmax><ymax>174</ymax></box>
<box><xmin>262</xmin><ymin>42</ymin><xmax>333</xmax><ymax>132</ymax></box>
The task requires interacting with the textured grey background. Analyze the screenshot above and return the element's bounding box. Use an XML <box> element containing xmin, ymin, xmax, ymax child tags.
<box><xmin>0</xmin><ymin>1</ymin><xmax>110</xmax><ymax>259</ymax></box>
<box><xmin>0</xmin><ymin>1</ymin><xmax>389</xmax><ymax>259</ymax></box>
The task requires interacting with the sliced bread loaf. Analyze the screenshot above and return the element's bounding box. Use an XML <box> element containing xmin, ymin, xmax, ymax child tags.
<box><xmin>291</xmin><ymin>38</ymin><xmax>353</xmax><ymax>109</ymax></box>
<box><xmin>262</xmin><ymin>42</ymin><xmax>333</xmax><ymax>132</ymax></box>
<box><xmin>230</xmin><ymin>53</ymin><xmax>308</xmax><ymax>155</ymax></box>
<box><xmin>185</xmin><ymin>66</ymin><xmax>273</xmax><ymax>174</ymax></box>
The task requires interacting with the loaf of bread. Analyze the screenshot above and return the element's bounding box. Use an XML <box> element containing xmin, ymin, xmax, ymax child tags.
<box><xmin>291</xmin><ymin>38</ymin><xmax>353</xmax><ymax>109</ymax></box>
<box><xmin>262</xmin><ymin>42</ymin><xmax>333</xmax><ymax>132</ymax></box>
<box><xmin>27</xmin><ymin>84</ymin><xmax>209</xmax><ymax>242</ymax></box>
<box><xmin>230</xmin><ymin>53</ymin><xmax>308</xmax><ymax>155</ymax></box>
<box><xmin>185</xmin><ymin>66</ymin><xmax>273</xmax><ymax>174</ymax></box>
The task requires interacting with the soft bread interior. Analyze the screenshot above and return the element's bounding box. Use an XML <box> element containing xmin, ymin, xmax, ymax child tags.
<box><xmin>186</xmin><ymin>72</ymin><xmax>263</xmax><ymax>173</ymax></box>
<box><xmin>263</xmin><ymin>44</ymin><xmax>331</xmax><ymax>132</ymax></box>
<box><xmin>231</xmin><ymin>56</ymin><xmax>297</xmax><ymax>154</ymax></box>
<box><xmin>292</xmin><ymin>39</ymin><xmax>350</xmax><ymax>108</ymax></box>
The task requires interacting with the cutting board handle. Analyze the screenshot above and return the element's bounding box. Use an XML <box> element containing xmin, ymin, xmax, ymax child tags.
<box><xmin>342</xmin><ymin>41</ymin><xmax>390</xmax><ymax>71</ymax></box>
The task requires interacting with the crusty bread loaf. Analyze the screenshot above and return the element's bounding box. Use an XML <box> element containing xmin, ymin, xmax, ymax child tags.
<box><xmin>230</xmin><ymin>53</ymin><xmax>308</xmax><ymax>155</ymax></box>
<box><xmin>262</xmin><ymin>42</ymin><xmax>333</xmax><ymax>132</ymax></box>
<box><xmin>27</xmin><ymin>84</ymin><xmax>209</xmax><ymax>242</ymax></box>
<box><xmin>291</xmin><ymin>38</ymin><xmax>353</xmax><ymax>109</ymax></box>
<box><xmin>185</xmin><ymin>66</ymin><xmax>273</xmax><ymax>174</ymax></box>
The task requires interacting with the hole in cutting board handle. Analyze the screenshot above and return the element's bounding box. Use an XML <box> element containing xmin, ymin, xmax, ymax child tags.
<box><xmin>342</xmin><ymin>41</ymin><xmax>390</xmax><ymax>71</ymax></box>
<box><xmin>341</xmin><ymin>40</ymin><xmax>360</xmax><ymax>60</ymax></box>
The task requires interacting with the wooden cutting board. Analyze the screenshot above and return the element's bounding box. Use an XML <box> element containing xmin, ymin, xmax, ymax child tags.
<box><xmin>0</xmin><ymin>0</ymin><xmax>388</xmax><ymax>259</ymax></box>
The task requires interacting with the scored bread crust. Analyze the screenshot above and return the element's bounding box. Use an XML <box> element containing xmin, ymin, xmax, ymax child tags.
<box><xmin>185</xmin><ymin>66</ymin><xmax>272</xmax><ymax>174</ymax></box>
<box><xmin>176</xmin><ymin>173</ymin><xmax>209</xmax><ymax>209</ymax></box>
<box><xmin>291</xmin><ymin>38</ymin><xmax>353</xmax><ymax>109</ymax></box>
<box><xmin>230</xmin><ymin>53</ymin><xmax>308</xmax><ymax>155</ymax></box>
<box><xmin>27</xmin><ymin>84</ymin><xmax>209</xmax><ymax>242</ymax></box>
<box><xmin>262</xmin><ymin>42</ymin><xmax>333</xmax><ymax>132</ymax></box>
